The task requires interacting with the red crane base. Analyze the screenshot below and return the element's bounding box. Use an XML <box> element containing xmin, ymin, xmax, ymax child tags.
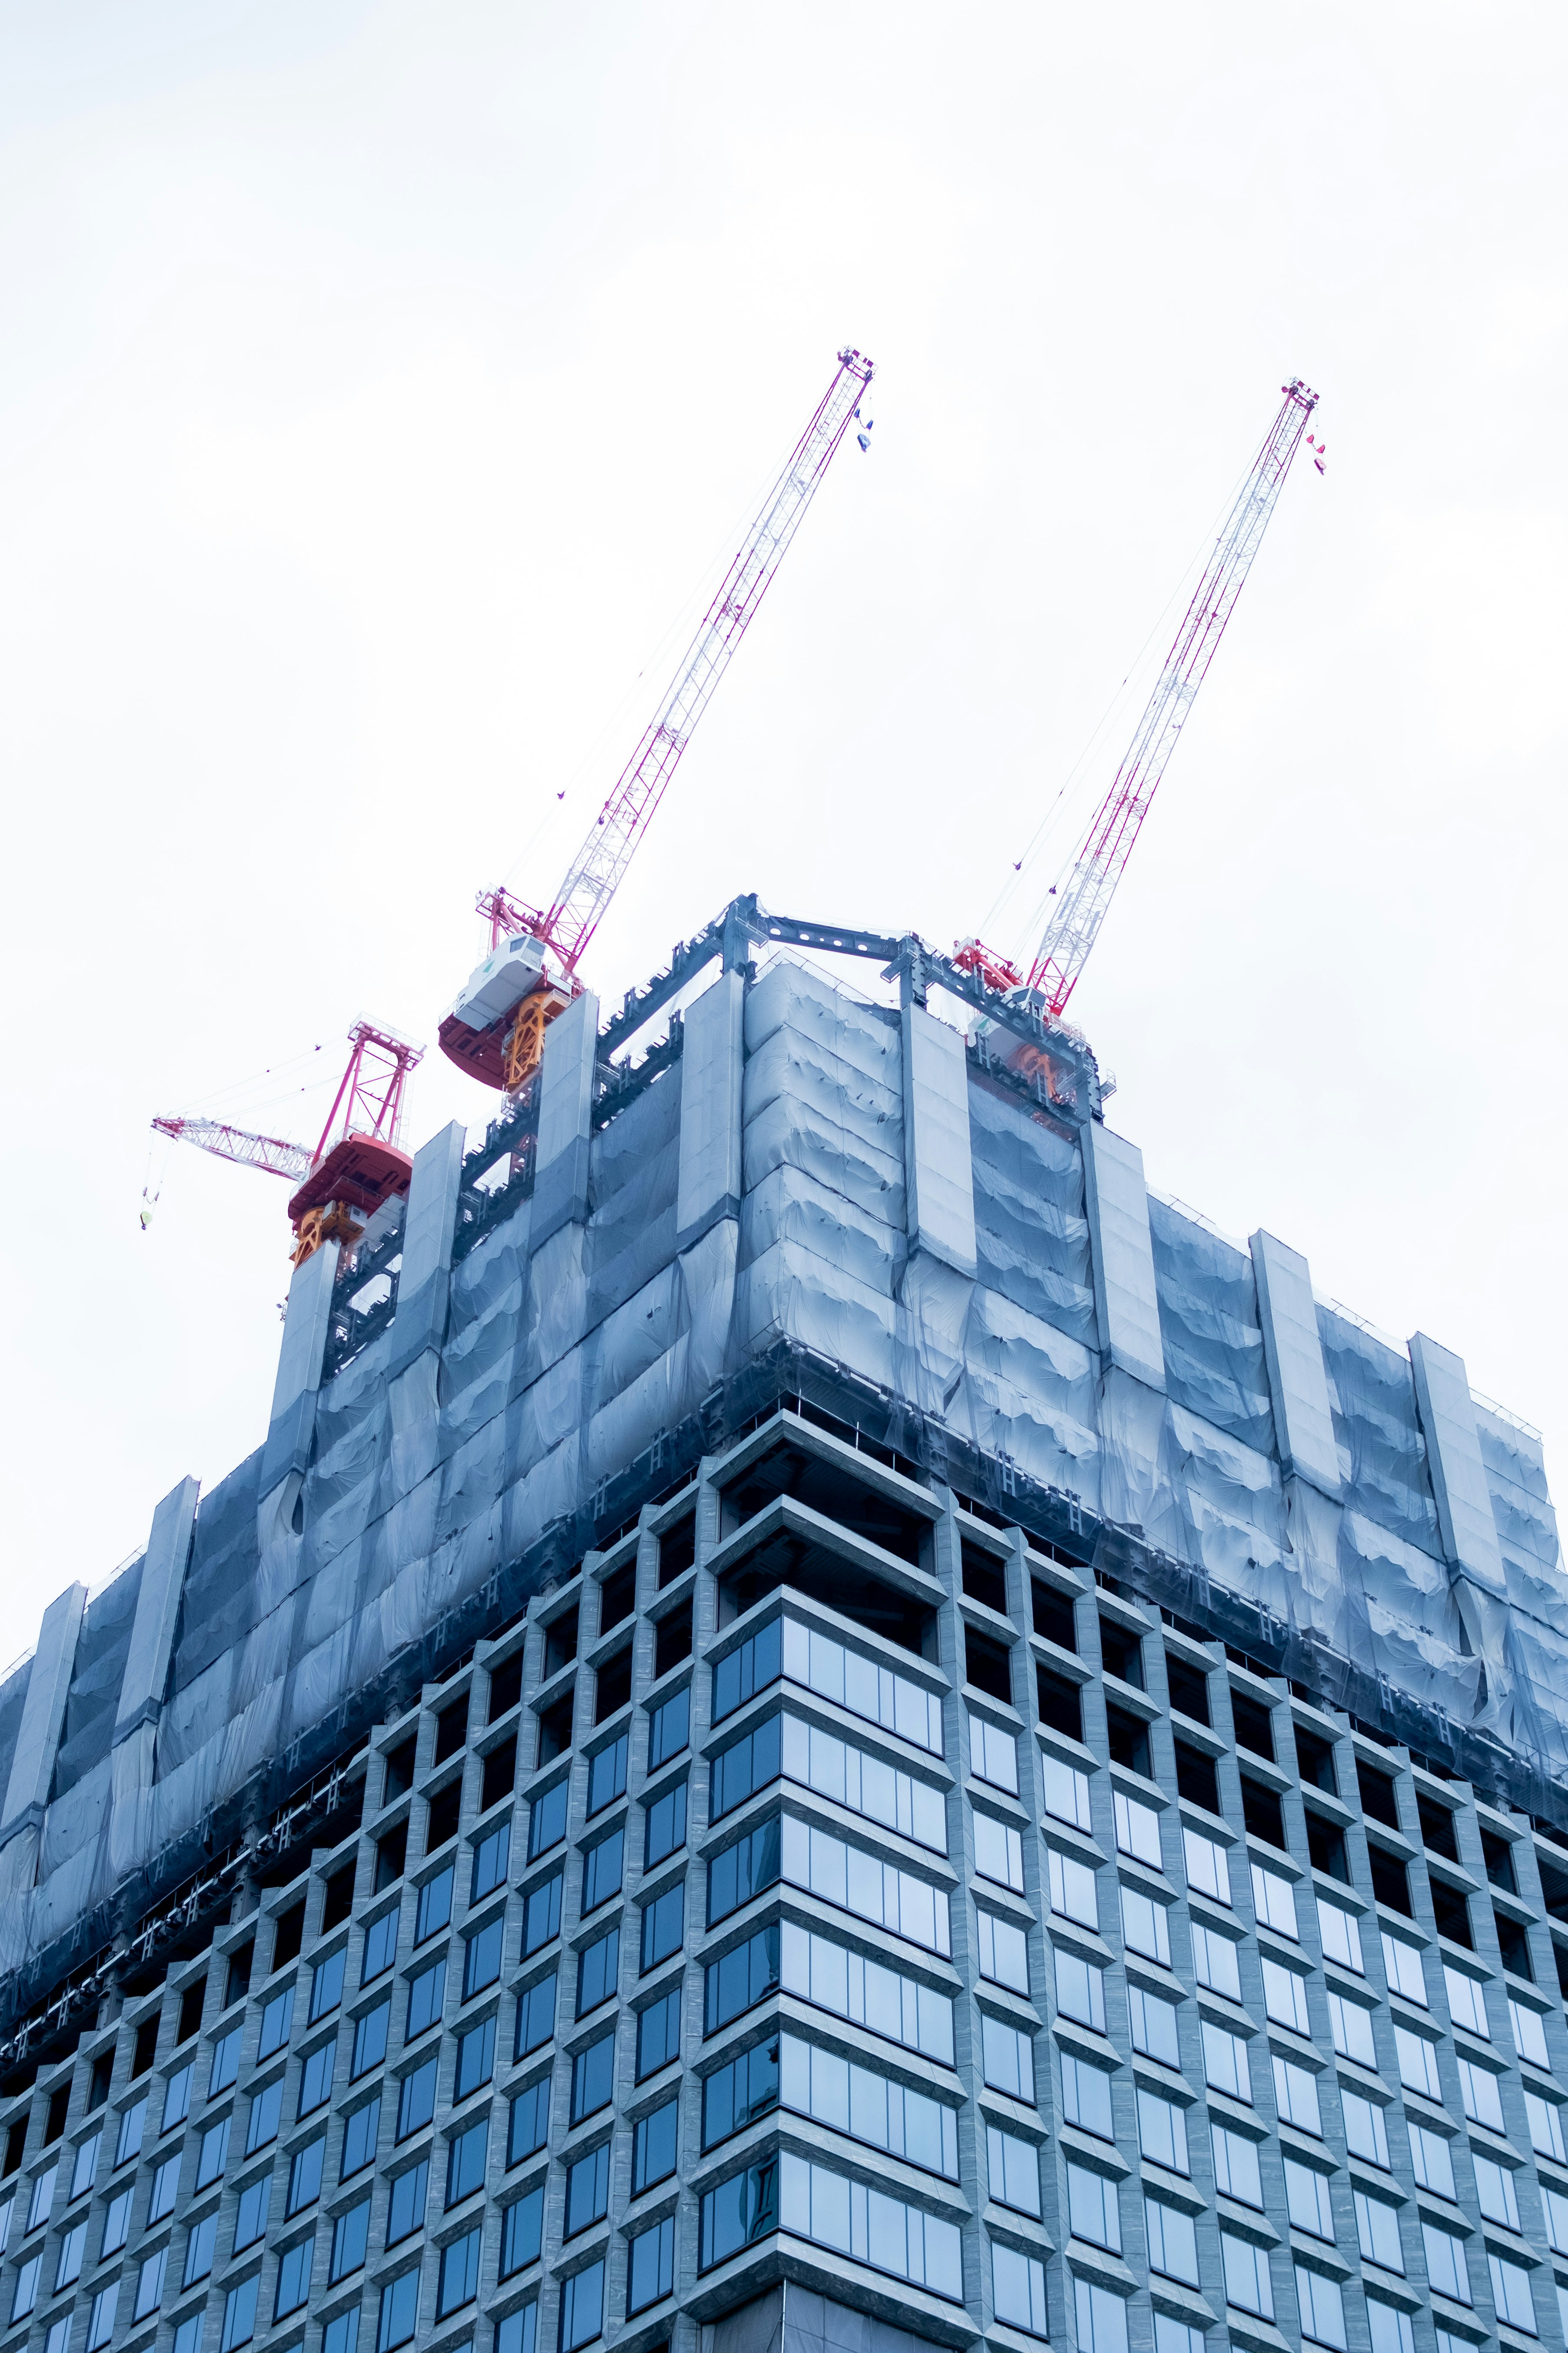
<box><xmin>438</xmin><ymin>1010</ymin><xmax>509</xmax><ymax>1089</ymax></box>
<box><xmin>287</xmin><ymin>1134</ymin><xmax>415</xmax><ymax>1226</ymax></box>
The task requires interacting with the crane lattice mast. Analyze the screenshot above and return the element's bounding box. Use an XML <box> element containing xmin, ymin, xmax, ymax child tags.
<box><xmin>440</xmin><ymin>345</ymin><xmax>875</xmax><ymax>1090</ymax></box>
<box><xmin>1025</xmin><ymin>377</ymin><xmax>1318</xmax><ymax>1017</ymax></box>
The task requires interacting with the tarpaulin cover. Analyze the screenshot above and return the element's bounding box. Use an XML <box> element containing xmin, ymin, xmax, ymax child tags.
<box><xmin>2</xmin><ymin>946</ymin><xmax>1566</xmax><ymax>1984</ymax></box>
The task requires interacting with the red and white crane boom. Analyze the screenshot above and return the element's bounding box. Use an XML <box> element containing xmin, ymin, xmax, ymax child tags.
<box><xmin>960</xmin><ymin>377</ymin><xmax>1318</xmax><ymax>1022</ymax></box>
<box><xmin>440</xmin><ymin>344</ymin><xmax>876</xmax><ymax>1091</ymax></box>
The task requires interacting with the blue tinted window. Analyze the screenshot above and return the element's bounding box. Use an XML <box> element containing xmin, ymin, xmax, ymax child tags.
<box><xmin>704</xmin><ymin>1927</ymin><xmax>780</xmax><ymax>2034</ymax></box>
<box><xmin>330</xmin><ymin>2197</ymin><xmax>369</xmax><ymax>2282</ymax></box>
<box><xmin>645</xmin><ymin>1781</ymin><xmax>687</xmax><ymax>1868</ymax></box>
<box><xmin>396</xmin><ymin>2061</ymin><xmax>438</xmax><ymax>2141</ymax></box>
<box><xmin>628</xmin><ymin>2216</ymin><xmax>675</xmax><ymax>2314</ymax></box>
<box><xmin>415</xmin><ymin>1867</ymin><xmax>454</xmax><ymax>1944</ymax></box>
<box><xmin>528</xmin><ymin>1781</ymin><xmax>569</xmax><ymax>1862</ymax></box>
<box><xmin>712</xmin><ymin>1621</ymin><xmax>782</xmax><ymax>1725</ymax></box>
<box><xmin>701</xmin><ymin>2039</ymin><xmax>778</xmax><ymax>2146</ymax></box>
<box><xmin>298</xmin><ymin>2040</ymin><xmax>335</xmax><ymax>2118</ymax></box>
<box><xmin>706</xmin><ymin>1820</ymin><xmax>780</xmax><ymax>1927</ymax></box>
<box><xmin>522</xmin><ymin>1870</ymin><xmax>563</xmax><ymax>1957</ymax></box>
<box><xmin>570</xmin><ymin>2033</ymin><xmax>615</xmax><ymax>2125</ymax></box>
<box><xmin>361</xmin><ymin>1913</ymin><xmax>398</xmax><ymax>1984</ymax></box>
<box><xmin>565</xmin><ymin>2143</ymin><xmax>609</xmax><ymax>2237</ymax></box>
<box><xmin>500</xmin><ymin>2187</ymin><xmax>543</xmax><ymax>2280</ymax></box>
<box><xmin>376</xmin><ymin>2270</ymin><xmax>420</xmax><ymax>2353</ymax></box>
<box><xmin>244</xmin><ymin>2081</ymin><xmax>282</xmax><ymax>2157</ymax></box>
<box><xmin>274</xmin><ymin>2235</ymin><xmax>312</xmax><ymax>2320</ymax></box>
<box><xmin>463</xmin><ymin>1917</ymin><xmax>505</xmax><ymax>2002</ymax></box>
<box><xmin>310</xmin><ymin>1948</ymin><xmax>346</xmax><ymax>2023</ymax></box>
<box><xmin>514</xmin><ymin>1972</ymin><xmax>556</xmax><ymax>2059</ymax></box>
<box><xmin>577</xmin><ymin>1929</ymin><xmax>619</xmax><ymax>2018</ymax></box>
<box><xmin>351</xmin><ymin>2001</ymin><xmax>390</xmax><ymax>2080</ymax></box>
<box><xmin>587</xmin><ymin>1737</ymin><xmax>628</xmax><ymax>1818</ymax></box>
<box><xmin>386</xmin><ymin>2159</ymin><xmax>427</xmax><ymax>2246</ymax></box>
<box><xmin>710</xmin><ymin>1716</ymin><xmax>781</xmax><ymax>1820</ymax></box>
<box><xmin>581</xmin><ymin>1830</ymin><xmax>624</xmax><ymax>1915</ymax></box>
<box><xmin>633</xmin><ymin>2097</ymin><xmax>678</xmax><ymax>2192</ymax></box>
<box><xmin>407</xmin><ymin>1958</ymin><xmax>445</xmax><ymax>2040</ymax></box>
<box><xmin>340</xmin><ymin>2098</ymin><xmax>380</xmax><ymax>2179</ymax></box>
<box><xmin>641</xmin><ymin>1883</ymin><xmax>685</xmax><ymax>1972</ymax></box>
<box><xmin>446</xmin><ymin>2119</ymin><xmax>488</xmax><ymax>2208</ymax></box>
<box><xmin>455</xmin><ymin>2015</ymin><xmax>496</xmax><ymax>2101</ymax></box>
<box><xmin>636</xmin><ymin>1989</ymin><xmax>681</xmax><ymax>2079</ymax></box>
<box><xmin>437</xmin><ymin>2226</ymin><xmax>481</xmax><ymax>2318</ymax></box>
<box><xmin>472</xmin><ymin>1822</ymin><xmax>510</xmax><ymax>1902</ymax></box>
<box><xmin>508</xmin><ymin>2080</ymin><xmax>550</xmax><ymax>2166</ymax></box>
<box><xmin>258</xmin><ymin>1987</ymin><xmax>294</xmax><ymax>2058</ymax></box>
<box><xmin>560</xmin><ymin>2259</ymin><xmax>604</xmax><ymax>2352</ymax></box>
<box><xmin>648</xmin><ymin>1687</ymin><xmax>689</xmax><ymax>1769</ymax></box>
<box><xmin>286</xmin><ymin>2139</ymin><xmax>323</xmax><ymax>2216</ymax></box>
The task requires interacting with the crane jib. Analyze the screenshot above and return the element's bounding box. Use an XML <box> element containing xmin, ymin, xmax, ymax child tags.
<box><xmin>1027</xmin><ymin>377</ymin><xmax>1317</xmax><ymax>1013</ymax></box>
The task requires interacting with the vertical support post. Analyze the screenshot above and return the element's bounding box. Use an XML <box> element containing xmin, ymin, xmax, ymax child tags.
<box><xmin>899</xmin><ymin>1004</ymin><xmax>977</xmax><ymax>1278</ymax></box>
<box><xmin>114</xmin><ymin>1477</ymin><xmax>200</xmax><ymax>1746</ymax></box>
<box><xmin>0</xmin><ymin>1582</ymin><xmax>86</xmax><ymax>1882</ymax></box>
<box><xmin>258</xmin><ymin>1236</ymin><xmax>340</xmax><ymax>1543</ymax></box>
<box><xmin>531</xmin><ymin>990</ymin><xmax>600</xmax><ymax>1249</ymax></box>
<box><xmin>1081</xmin><ymin>1123</ymin><xmax>1165</xmax><ymax>1390</ymax></box>
<box><xmin>676</xmin><ymin>973</ymin><xmax>745</xmax><ymax>1251</ymax></box>
<box><xmin>1250</xmin><ymin>1231</ymin><xmax>1341</xmax><ymax>1497</ymax></box>
<box><xmin>389</xmin><ymin>1122</ymin><xmax>467</xmax><ymax>1375</ymax></box>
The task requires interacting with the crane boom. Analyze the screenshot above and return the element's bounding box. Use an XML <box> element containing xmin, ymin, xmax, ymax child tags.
<box><xmin>440</xmin><ymin>344</ymin><xmax>875</xmax><ymax>1090</ymax></box>
<box><xmin>542</xmin><ymin>346</ymin><xmax>875</xmax><ymax>971</ymax></box>
<box><xmin>151</xmin><ymin>1116</ymin><xmax>312</xmax><ymax>1183</ymax></box>
<box><xmin>1025</xmin><ymin>377</ymin><xmax>1318</xmax><ymax>1016</ymax></box>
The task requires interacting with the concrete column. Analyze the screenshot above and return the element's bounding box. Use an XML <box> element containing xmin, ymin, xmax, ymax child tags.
<box><xmin>0</xmin><ymin>1581</ymin><xmax>86</xmax><ymax>1853</ymax></box>
<box><xmin>113</xmin><ymin>1476</ymin><xmax>200</xmax><ymax>1745</ymax></box>
<box><xmin>675</xmin><ymin>971</ymin><xmax>744</xmax><ymax>1251</ymax></box>
<box><xmin>531</xmin><ymin>989</ymin><xmax>600</xmax><ymax>1249</ymax></box>
<box><xmin>389</xmin><ymin>1122</ymin><xmax>466</xmax><ymax>1375</ymax></box>
<box><xmin>1250</xmin><ymin>1231</ymin><xmax>1341</xmax><ymax>1498</ymax></box>
<box><xmin>1081</xmin><ymin>1122</ymin><xmax>1165</xmax><ymax>1390</ymax></box>
<box><xmin>898</xmin><ymin>1004</ymin><xmax>977</xmax><ymax>1279</ymax></box>
<box><xmin>258</xmin><ymin>1236</ymin><xmax>340</xmax><ymax>1501</ymax></box>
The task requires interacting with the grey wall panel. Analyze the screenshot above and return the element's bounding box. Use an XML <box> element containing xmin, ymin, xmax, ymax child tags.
<box><xmin>1081</xmin><ymin>1122</ymin><xmax>1165</xmax><ymax>1391</ymax></box>
<box><xmin>1250</xmin><ymin>1229</ymin><xmax>1340</xmax><ymax>1496</ymax></box>
<box><xmin>0</xmin><ymin>1583</ymin><xmax>85</xmax><ymax>1849</ymax></box>
<box><xmin>113</xmin><ymin>1476</ymin><xmax>199</xmax><ymax>1746</ymax></box>
<box><xmin>898</xmin><ymin>1004</ymin><xmax>976</xmax><ymax>1280</ymax></box>
<box><xmin>532</xmin><ymin>987</ymin><xmax>599</xmax><ymax>1247</ymax></box>
<box><xmin>677</xmin><ymin>968</ymin><xmax>745</xmax><ymax>1247</ymax></box>
<box><xmin>1410</xmin><ymin>1331</ymin><xmax>1508</xmax><ymax>1595</ymax></box>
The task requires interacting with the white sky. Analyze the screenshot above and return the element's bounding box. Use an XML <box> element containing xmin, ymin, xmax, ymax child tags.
<box><xmin>1</xmin><ymin>3</ymin><xmax>1564</xmax><ymax>1640</ymax></box>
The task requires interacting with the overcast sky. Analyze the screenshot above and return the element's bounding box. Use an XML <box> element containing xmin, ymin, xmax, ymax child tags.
<box><xmin>2</xmin><ymin>2</ymin><xmax>1564</xmax><ymax>1641</ymax></box>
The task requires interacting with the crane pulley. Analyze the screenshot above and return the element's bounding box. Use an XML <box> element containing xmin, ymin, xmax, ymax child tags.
<box><xmin>439</xmin><ymin>344</ymin><xmax>876</xmax><ymax>1093</ymax></box>
<box><xmin>958</xmin><ymin>375</ymin><xmax>1319</xmax><ymax>1026</ymax></box>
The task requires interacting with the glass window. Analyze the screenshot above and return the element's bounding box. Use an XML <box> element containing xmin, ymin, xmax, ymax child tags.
<box><xmin>501</xmin><ymin>2187</ymin><xmax>544</xmax><ymax>2278</ymax></box>
<box><xmin>987</xmin><ymin>2124</ymin><xmax>1041</xmax><ymax>2216</ymax></box>
<box><xmin>711</xmin><ymin>1717</ymin><xmax>782</xmax><ymax>1822</ymax></box>
<box><xmin>638</xmin><ymin>1985</ymin><xmax>684</xmax><ymax>2075</ymax></box>
<box><xmin>437</xmin><ymin>2227</ymin><xmax>481</xmax><ymax>2318</ymax></box>
<box><xmin>100</xmin><ymin>2183</ymin><xmax>133</xmax><ymax>2254</ymax></box>
<box><xmin>67</xmin><ymin>2133</ymin><xmax>100</xmax><ymax>2202</ymax></box>
<box><xmin>173</xmin><ymin>2316</ymin><xmax>207</xmax><ymax>2353</ymax></box>
<box><xmin>415</xmin><ymin>1862</ymin><xmax>455</xmax><ymax>1941</ymax></box>
<box><xmin>162</xmin><ymin>2063</ymin><xmax>194</xmax><ymax>2132</ymax></box>
<box><xmin>1192</xmin><ymin>1921</ymin><xmax>1241</xmax><ymax>2000</ymax></box>
<box><xmin>1252</xmin><ymin>1863</ymin><xmax>1298</xmax><ymax>1938</ymax></box>
<box><xmin>1273</xmin><ymin>2055</ymin><xmax>1321</xmax><ymax>2134</ymax></box>
<box><xmin>208</xmin><ymin>2028</ymin><xmax>241</xmax><ymax>2096</ymax></box>
<box><xmin>196</xmin><ymin>2115</ymin><xmax>230</xmax><ymax>2189</ymax></box>
<box><xmin>183</xmin><ymin>2211</ymin><xmax>218</xmax><ymax>2287</ymax></box>
<box><xmin>559</xmin><ymin>2258</ymin><xmax>606</xmax><ymax>2351</ymax></box>
<box><xmin>1062</xmin><ymin>2053</ymin><xmax>1115</xmax><ymax>2142</ymax></box>
<box><xmin>781</xmin><ymin>1618</ymin><xmax>944</xmax><ymax>1754</ymax></box>
<box><xmin>628</xmin><ymin>2215</ymin><xmax>675</xmax><ymax>2315</ymax></box>
<box><xmin>1490</xmin><ymin>2253</ymin><xmax>1537</xmax><ymax>2334</ymax></box>
<box><xmin>1381</xmin><ymin>1931</ymin><xmax>1425</xmax><ymax>2004</ymax></box>
<box><xmin>581</xmin><ymin>1829</ymin><xmax>624</xmax><ymax>1914</ymax></box>
<box><xmin>396</xmin><ymin>2057</ymin><xmax>438</xmax><ymax>2140</ymax></box>
<box><xmin>1328</xmin><ymin>1990</ymin><xmax>1376</xmax><ymax>2067</ymax></box>
<box><xmin>258</xmin><ymin>1986</ymin><xmax>294</xmax><ymax>2058</ymax></box>
<box><xmin>1128</xmin><ymin>1984</ymin><xmax>1179</xmax><ymax>2065</ymax></box>
<box><xmin>1075</xmin><ymin>2279</ymin><xmax>1129</xmax><ymax>2353</ymax></box>
<box><xmin>645</xmin><ymin>1781</ymin><xmax>687</xmax><ymax>1868</ymax></box>
<box><xmin>974</xmin><ymin>1812</ymin><xmax>1024</xmax><ymax>1891</ymax></box>
<box><xmin>1183</xmin><ymin>1828</ymin><xmax>1229</xmax><ymax>1905</ymax></box>
<box><xmin>446</xmin><ymin>2119</ymin><xmax>488</xmax><ymax>2208</ymax></box>
<box><xmin>443</xmin><ymin>2015</ymin><xmax>491</xmax><ymax>2104</ymax></box>
<box><xmin>566</xmin><ymin>2143</ymin><xmax>610</xmax><ymax>2236</ymax></box>
<box><xmin>298</xmin><ymin>2038</ymin><xmax>336</xmax><ymax>2117</ymax></box>
<box><xmin>633</xmin><ymin>2097</ymin><xmax>678</xmax><ymax>2192</ymax></box>
<box><xmin>310</xmin><ymin>1947</ymin><xmax>346</xmax><ymax>2023</ymax></box>
<box><xmin>1407</xmin><ymin>2121</ymin><xmax>1455</xmax><ymax>2198</ymax></box>
<box><xmin>273</xmin><ymin>2236</ymin><xmax>312</xmax><ymax>2321</ymax></box>
<box><xmin>246</xmin><ymin>2079</ymin><xmax>283</xmax><ymax>2155</ymax></box>
<box><xmin>779</xmin><ymin>2031</ymin><xmax>959</xmax><ymax>2178</ymax></box>
<box><xmin>571</xmin><ymin>2030</ymin><xmax>616</xmax><ymax>2124</ymax></box>
<box><xmin>1146</xmin><ymin>2196</ymin><xmax>1199</xmax><ymax>2284</ymax></box>
<box><xmin>702</xmin><ymin>2041</ymin><xmax>780</xmax><ymax>2150</ymax></box>
<box><xmin>1365</xmin><ymin>2298</ymin><xmax>1415</xmax><ymax>2353</ymax></box>
<box><xmin>1317</xmin><ymin>1899</ymin><xmax>1363</xmax><ymax>1975</ymax></box>
<box><xmin>8</xmin><ymin>2253</ymin><xmax>39</xmax><ymax>2324</ymax></box>
<box><xmin>341</xmin><ymin>2097</ymin><xmax>381</xmax><ymax>2178</ymax></box>
<box><xmin>236</xmin><ymin>2171</ymin><xmax>273</xmax><ymax>2250</ymax></box>
<box><xmin>1068</xmin><ymin>2161</ymin><xmax>1120</xmax><ymax>2250</ymax></box>
<box><xmin>993</xmin><ymin>2241</ymin><xmax>1049</xmax><ymax>2336</ymax></box>
<box><xmin>1136</xmin><ymin>2089</ymin><xmax>1188</xmax><ymax>2174</ymax></box>
<box><xmin>362</xmin><ymin>1910</ymin><xmax>399</xmax><ymax>1983</ymax></box>
<box><xmin>1120</xmin><ymin>1885</ymin><xmax>1170</xmax><ymax>1965</ymax></box>
<box><xmin>471</xmin><ymin>1818</ymin><xmax>511</xmax><ymax>1901</ymax></box>
<box><xmin>386</xmin><ymin>2159</ymin><xmax>427</xmax><ymax>2246</ymax></box>
<box><xmin>149</xmin><ymin>2154</ymin><xmax>179</xmax><ymax>2221</ymax></box>
<box><xmin>712</xmin><ymin>1620</ymin><xmax>782</xmax><ymax>1724</ymax></box>
<box><xmin>407</xmin><ymin>1957</ymin><xmax>446</xmax><ymax>2039</ymax></box>
<box><xmin>780</xmin><ymin>1715</ymin><xmax>947</xmax><ymax>1851</ymax></box>
<box><xmin>521</xmin><ymin>1867</ymin><xmax>564</xmax><ymax>1956</ymax></box>
<box><xmin>352</xmin><ymin>1997</ymin><xmax>391</xmax><ymax>2078</ymax></box>
<box><xmin>1341</xmin><ymin>2090</ymin><xmax>1390</xmax><ymax>2168</ymax></box>
<box><xmin>648</xmin><ymin>1686</ymin><xmax>690</xmax><ymax>1769</ymax></box>
<box><xmin>514</xmin><ymin>1971</ymin><xmax>557</xmax><ymax>2059</ymax></box>
<box><xmin>1472</xmin><ymin>2150</ymin><xmax>1520</xmax><ymax>2229</ymax></box>
<box><xmin>134</xmin><ymin>2243</ymin><xmax>168</xmax><ymax>2319</ymax></box>
<box><xmin>970</xmin><ymin>1713</ymin><xmax>1019</xmax><ymax>1794</ymax></box>
<box><xmin>587</xmin><ymin>1736</ymin><xmax>628</xmax><ymax>1818</ymax></box>
<box><xmin>1527</xmin><ymin>2087</ymin><xmax>1567</xmax><ymax>2159</ymax></box>
<box><xmin>780</xmin><ymin>1920</ymin><xmax>953</xmax><ymax>2063</ymax></box>
<box><xmin>376</xmin><ymin>2269</ymin><xmax>420</xmax><ymax>2353</ymax></box>
<box><xmin>1056</xmin><ymin>1949</ymin><xmax>1106</xmax><ymax>2034</ymax></box>
<box><xmin>1221</xmin><ymin>2230</ymin><xmax>1274</xmax><ymax>2318</ymax></box>
<box><xmin>323</xmin><ymin>2311</ymin><xmax>360</xmax><ymax>2353</ymax></box>
<box><xmin>1454</xmin><ymin>2051</ymin><xmax>1499</xmax><ymax>2124</ymax></box>
<box><xmin>1203</xmin><ymin>2023</ymin><xmax>1250</xmax><ymax>2102</ymax></box>
<box><xmin>1049</xmin><ymin>1847</ymin><xmax>1098</xmax><ymax>1929</ymax></box>
<box><xmin>508</xmin><ymin>2078</ymin><xmax>550</xmax><ymax>2165</ymax></box>
<box><xmin>1284</xmin><ymin>2155</ymin><xmax>1334</xmax><ymax>2241</ymax></box>
<box><xmin>287</xmin><ymin>2138</ymin><xmax>324</xmax><ymax>2215</ymax></box>
<box><xmin>1042</xmin><ymin>1754</ymin><xmax>1091</xmax><ymax>1830</ymax></box>
<box><xmin>114</xmin><ymin>2097</ymin><xmax>146</xmax><ymax>2168</ymax></box>
<box><xmin>772</xmin><ymin>2152</ymin><xmax>962</xmax><ymax>2299</ymax></box>
<box><xmin>1296</xmin><ymin>2264</ymin><xmax>1347</xmax><ymax>2350</ymax></box>
<box><xmin>642</xmin><ymin>1882</ymin><xmax>685</xmax><ymax>1970</ymax></box>
<box><xmin>1511</xmin><ymin>1998</ymin><xmax>1550</xmax><ymax>2070</ymax></box>
<box><xmin>1423</xmin><ymin>2222</ymin><xmax>1472</xmax><ymax>2303</ymax></box>
<box><xmin>463</xmin><ymin>1915</ymin><xmax>505</xmax><ymax>2000</ymax></box>
<box><xmin>330</xmin><ymin>2199</ymin><xmax>370</xmax><ymax>2283</ymax></box>
<box><xmin>1355</xmin><ymin>2188</ymin><xmax>1404</xmax><ymax>2271</ymax></box>
<box><xmin>1263</xmin><ymin>1957</ymin><xmax>1310</xmax><ymax>2033</ymax></box>
<box><xmin>54</xmin><ymin>2218</ymin><xmax>87</xmax><ymax>2290</ymax></box>
<box><xmin>982</xmin><ymin>2014</ymin><xmax>1034</xmax><ymax>2103</ymax></box>
<box><xmin>1205</xmin><ymin>2122</ymin><xmax>1259</xmax><ymax>2213</ymax></box>
<box><xmin>777</xmin><ymin>1816</ymin><xmax>951</xmax><ymax>1954</ymax></box>
<box><xmin>218</xmin><ymin>2276</ymin><xmax>256</xmax><ymax>2353</ymax></box>
<box><xmin>976</xmin><ymin>1909</ymin><xmax>1029</xmax><ymax>1994</ymax></box>
<box><xmin>1444</xmin><ymin>1966</ymin><xmax>1489</xmax><ymax>2039</ymax></box>
<box><xmin>1114</xmin><ymin>1792</ymin><xmax>1162</xmax><ymax>1869</ymax></box>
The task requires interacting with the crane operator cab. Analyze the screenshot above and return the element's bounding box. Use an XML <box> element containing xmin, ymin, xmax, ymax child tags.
<box><xmin>439</xmin><ymin>930</ymin><xmax>576</xmax><ymax>1094</ymax></box>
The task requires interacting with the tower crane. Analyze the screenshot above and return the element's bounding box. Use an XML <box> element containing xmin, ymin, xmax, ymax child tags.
<box><xmin>151</xmin><ymin>1019</ymin><xmax>423</xmax><ymax>1263</ymax></box>
<box><xmin>957</xmin><ymin>376</ymin><xmax>1319</xmax><ymax>1021</ymax></box>
<box><xmin>439</xmin><ymin>344</ymin><xmax>876</xmax><ymax>1094</ymax></box>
